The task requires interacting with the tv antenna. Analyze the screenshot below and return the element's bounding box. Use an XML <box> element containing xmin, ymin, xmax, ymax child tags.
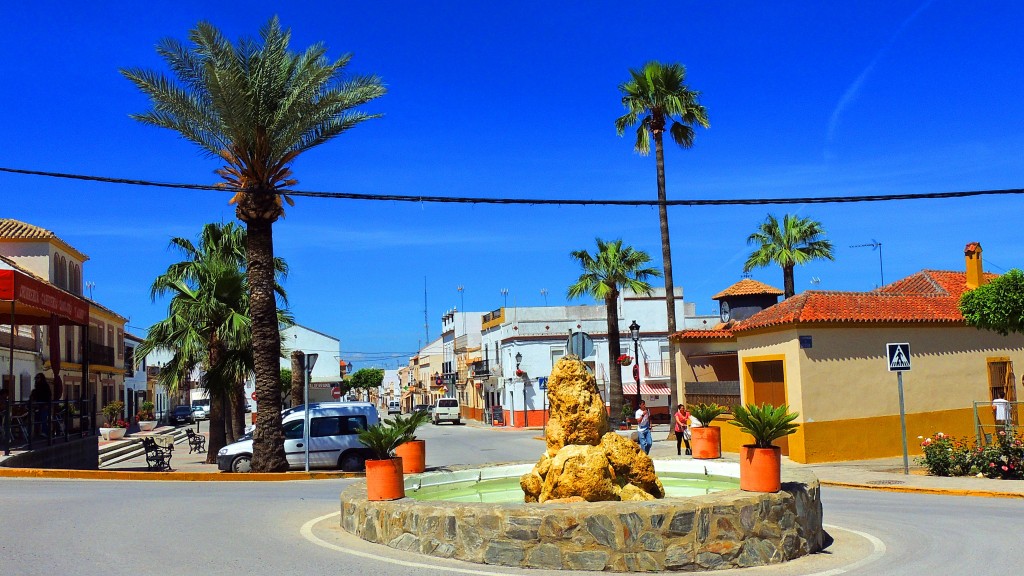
<box><xmin>850</xmin><ymin>240</ymin><xmax>884</xmax><ymax>287</ymax></box>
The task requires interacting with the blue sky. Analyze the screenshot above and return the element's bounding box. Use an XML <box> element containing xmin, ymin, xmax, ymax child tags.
<box><xmin>2</xmin><ymin>1</ymin><xmax>1022</xmax><ymax>367</ymax></box>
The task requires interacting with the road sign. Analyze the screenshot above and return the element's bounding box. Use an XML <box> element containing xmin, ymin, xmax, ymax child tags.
<box><xmin>567</xmin><ymin>331</ymin><xmax>595</xmax><ymax>358</ymax></box>
<box><xmin>538</xmin><ymin>377</ymin><xmax>548</xmax><ymax>390</ymax></box>
<box><xmin>250</xmin><ymin>392</ymin><xmax>257</xmax><ymax>401</ymax></box>
<box><xmin>887</xmin><ymin>343</ymin><xmax>911</xmax><ymax>371</ymax></box>
<box><xmin>332</xmin><ymin>387</ymin><xmax>342</xmax><ymax>399</ymax></box>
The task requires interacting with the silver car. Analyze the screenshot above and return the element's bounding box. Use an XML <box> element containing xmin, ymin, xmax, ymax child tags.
<box><xmin>217</xmin><ymin>402</ymin><xmax>378</xmax><ymax>472</ymax></box>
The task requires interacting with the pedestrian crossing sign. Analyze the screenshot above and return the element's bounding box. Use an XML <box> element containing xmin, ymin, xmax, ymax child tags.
<box><xmin>887</xmin><ymin>343</ymin><xmax>911</xmax><ymax>371</ymax></box>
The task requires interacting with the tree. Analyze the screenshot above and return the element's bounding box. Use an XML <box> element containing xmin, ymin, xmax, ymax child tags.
<box><xmin>568</xmin><ymin>239</ymin><xmax>661</xmax><ymax>424</ymax></box>
<box><xmin>615</xmin><ymin>61</ymin><xmax>709</xmax><ymax>415</ymax></box>
<box><xmin>350</xmin><ymin>368</ymin><xmax>384</xmax><ymax>402</ymax></box>
<box><xmin>122</xmin><ymin>17</ymin><xmax>386</xmax><ymax>471</ymax></box>
<box><xmin>960</xmin><ymin>269</ymin><xmax>1024</xmax><ymax>335</ymax></box>
<box><xmin>743</xmin><ymin>214</ymin><xmax>835</xmax><ymax>299</ymax></box>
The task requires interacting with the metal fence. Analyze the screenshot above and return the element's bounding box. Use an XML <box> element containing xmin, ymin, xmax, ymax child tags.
<box><xmin>2</xmin><ymin>397</ymin><xmax>95</xmax><ymax>455</ymax></box>
<box><xmin>973</xmin><ymin>400</ymin><xmax>1021</xmax><ymax>445</ymax></box>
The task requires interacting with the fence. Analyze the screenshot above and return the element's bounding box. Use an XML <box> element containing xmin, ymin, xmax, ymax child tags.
<box><xmin>973</xmin><ymin>400</ymin><xmax>1021</xmax><ymax>445</ymax></box>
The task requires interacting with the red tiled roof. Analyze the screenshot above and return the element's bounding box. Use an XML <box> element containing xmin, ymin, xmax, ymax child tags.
<box><xmin>712</xmin><ymin>278</ymin><xmax>783</xmax><ymax>300</ymax></box>
<box><xmin>674</xmin><ymin>329</ymin><xmax>735</xmax><ymax>340</ymax></box>
<box><xmin>0</xmin><ymin>218</ymin><xmax>88</xmax><ymax>260</ymax></box>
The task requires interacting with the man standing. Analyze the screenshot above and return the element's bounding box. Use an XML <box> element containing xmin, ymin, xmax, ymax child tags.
<box><xmin>993</xmin><ymin>392</ymin><xmax>1010</xmax><ymax>429</ymax></box>
<box><xmin>635</xmin><ymin>400</ymin><xmax>652</xmax><ymax>454</ymax></box>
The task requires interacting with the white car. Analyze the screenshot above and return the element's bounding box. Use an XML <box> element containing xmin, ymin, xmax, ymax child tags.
<box><xmin>191</xmin><ymin>406</ymin><xmax>209</xmax><ymax>420</ymax></box>
<box><xmin>218</xmin><ymin>402</ymin><xmax>378</xmax><ymax>473</ymax></box>
<box><xmin>432</xmin><ymin>397</ymin><xmax>461</xmax><ymax>425</ymax></box>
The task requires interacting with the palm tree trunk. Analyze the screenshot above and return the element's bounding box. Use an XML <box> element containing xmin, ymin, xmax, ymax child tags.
<box><xmin>229</xmin><ymin>380</ymin><xmax>245</xmax><ymax>441</ymax></box>
<box><xmin>223</xmin><ymin>394</ymin><xmax>235</xmax><ymax>444</ymax></box>
<box><xmin>605</xmin><ymin>289</ymin><xmax>624</xmax><ymax>426</ymax></box>
<box><xmin>291</xmin><ymin>351</ymin><xmax>305</xmax><ymax>408</ymax></box>
<box><xmin>783</xmin><ymin>264</ymin><xmax>795</xmax><ymax>299</ymax></box>
<box><xmin>206</xmin><ymin>340</ymin><xmax>228</xmax><ymax>464</ymax></box>
<box><xmin>246</xmin><ymin>217</ymin><xmax>288</xmax><ymax>472</ymax></box>
<box><xmin>653</xmin><ymin>129</ymin><xmax>681</xmax><ymax>423</ymax></box>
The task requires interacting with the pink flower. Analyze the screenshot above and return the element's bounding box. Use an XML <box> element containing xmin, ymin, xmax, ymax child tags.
<box><xmin>990</xmin><ymin>463</ymin><xmax>996</xmax><ymax>468</ymax></box>
<box><xmin>999</xmin><ymin>431</ymin><xmax>1006</xmax><ymax>436</ymax></box>
<box><xmin>1002</xmin><ymin>466</ymin><xmax>1009</xmax><ymax>472</ymax></box>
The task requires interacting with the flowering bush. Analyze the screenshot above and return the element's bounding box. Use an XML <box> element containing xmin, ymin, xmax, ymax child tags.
<box><xmin>617</xmin><ymin>354</ymin><xmax>633</xmax><ymax>366</ymax></box>
<box><xmin>107</xmin><ymin>418</ymin><xmax>129</xmax><ymax>429</ymax></box>
<box><xmin>136</xmin><ymin>401</ymin><xmax>156</xmax><ymax>422</ymax></box>
<box><xmin>975</xmin><ymin>431</ymin><xmax>1024</xmax><ymax>480</ymax></box>
<box><xmin>101</xmin><ymin>401</ymin><xmax>124</xmax><ymax>427</ymax></box>
<box><xmin>916</xmin><ymin>432</ymin><xmax>973</xmax><ymax>477</ymax></box>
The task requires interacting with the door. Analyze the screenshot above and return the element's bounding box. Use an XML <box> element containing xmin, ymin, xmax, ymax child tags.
<box><xmin>282</xmin><ymin>419</ymin><xmax>305</xmax><ymax>468</ymax></box>
<box><xmin>987</xmin><ymin>359</ymin><xmax>1017</xmax><ymax>426</ymax></box>
<box><xmin>745</xmin><ymin>359</ymin><xmax>789</xmax><ymax>455</ymax></box>
<box><xmin>308</xmin><ymin>415</ymin><xmax>369</xmax><ymax>468</ymax></box>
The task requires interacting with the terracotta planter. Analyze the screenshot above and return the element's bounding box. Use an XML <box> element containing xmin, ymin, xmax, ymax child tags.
<box><xmin>138</xmin><ymin>421</ymin><xmax>157</xmax><ymax>432</ymax></box>
<box><xmin>739</xmin><ymin>445</ymin><xmax>782</xmax><ymax>492</ymax></box>
<box><xmin>690</xmin><ymin>426</ymin><xmax>722</xmax><ymax>459</ymax></box>
<box><xmin>395</xmin><ymin>440</ymin><xmax>426</xmax><ymax>474</ymax></box>
<box><xmin>365</xmin><ymin>457</ymin><xmax>405</xmax><ymax>501</ymax></box>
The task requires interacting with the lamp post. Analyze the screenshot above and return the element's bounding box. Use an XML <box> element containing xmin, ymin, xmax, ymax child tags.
<box><xmin>514</xmin><ymin>352</ymin><xmax>522</xmax><ymax>428</ymax></box>
<box><xmin>303</xmin><ymin>353</ymin><xmax>318</xmax><ymax>472</ymax></box>
<box><xmin>629</xmin><ymin>320</ymin><xmax>641</xmax><ymax>410</ymax></box>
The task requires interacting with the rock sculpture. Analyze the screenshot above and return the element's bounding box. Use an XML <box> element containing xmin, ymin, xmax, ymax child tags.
<box><xmin>521</xmin><ymin>356</ymin><xmax>665</xmax><ymax>502</ymax></box>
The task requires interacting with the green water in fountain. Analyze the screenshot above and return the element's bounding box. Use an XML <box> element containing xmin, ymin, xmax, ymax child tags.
<box><xmin>408</xmin><ymin>472</ymin><xmax>739</xmax><ymax>503</ymax></box>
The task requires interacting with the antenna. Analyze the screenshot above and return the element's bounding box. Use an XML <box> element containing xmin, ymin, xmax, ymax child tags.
<box><xmin>85</xmin><ymin>281</ymin><xmax>95</xmax><ymax>299</ymax></box>
<box><xmin>810</xmin><ymin>277</ymin><xmax>821</xmax><ymax>286</ymax></box>
<box><xmin>540</xmin><ymin>288</ymin><xmax>548</xmax><ymax>306</ymax></box>
<box><xmin>849</xmin><ymin>240</ymin><xmax>884</xmax><ymax>287</ymax></box>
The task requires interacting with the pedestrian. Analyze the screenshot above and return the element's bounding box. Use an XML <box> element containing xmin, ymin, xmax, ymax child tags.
<box><xmin>674</xmin><ymin>403</ymin><xmax>692</xmax><ymax>456</ymax></box>
<box><xmin>30</xmin><ymin>373</ymin><xmax>52</xmax><ymax>437</ymax></box>
<box><xmin>635</xmin><ymin>400</ymin><xmax>652</xmax><ymax>454</ymax></box>
<box><xmin>992</xmin><ymin>391</ymin><xmax>1010</xmax><ymax>428</ymax></box>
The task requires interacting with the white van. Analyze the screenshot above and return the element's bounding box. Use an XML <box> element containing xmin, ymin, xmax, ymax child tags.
<box><xmin>432</xmin><ymin>397</ymin><xmax>461</xmax><ymax>425</ymax></box>
<box><xmin>387</xmin><ymin>400</ymin><xmax>401</xmax><ymax>415</ymax></box>
<box><xmin>217</xmin><ymin>402</ymin><xmax>378</xmax><ymax>473</ymax></box>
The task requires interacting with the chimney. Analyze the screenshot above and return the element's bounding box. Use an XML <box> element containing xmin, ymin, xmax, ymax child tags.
<box><xmin>964</xmin><ymin>242</ymin><xmax>985</xmax><ymax>289</ymax></box>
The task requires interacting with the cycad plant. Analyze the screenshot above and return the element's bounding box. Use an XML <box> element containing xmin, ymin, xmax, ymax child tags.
<box><xmin>690</xmin><ymin>403</ymin><xmax>729</xmax><ymax>427</ymax></box>
<box><xmin>357</xmin><ymin>423</ymin><xmax>406</xmax><ymax>461</ymax></box>
<box><xmin>387</xmin><ymin>410</ymin><xmax>431</xmax><ymax>444</ymax></box>
<box><xmin>729</xmin><ymin>404</ymin><xmax>799</xmax><ymax>449</ymax></box>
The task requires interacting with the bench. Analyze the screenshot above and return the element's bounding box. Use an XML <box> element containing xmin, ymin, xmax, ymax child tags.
<box><xmin>142</xmin><ymin>437</ymin><xmax>173</xmax><ymax>471</ymax></box>
<box><xmin>186</xmin><ymin>429</ymin><xmax>206</xmax><ymax>454</ymax></box>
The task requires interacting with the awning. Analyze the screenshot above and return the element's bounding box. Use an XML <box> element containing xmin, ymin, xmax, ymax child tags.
<box><xmin>622</xmin><ymin>382</ymin><xmax>671</xmax><ymax>396</ymax></box>
<box><xmin>0</xmin><ymin>269</ymin><xmax>89</xmax><ymax>325</ymax></box>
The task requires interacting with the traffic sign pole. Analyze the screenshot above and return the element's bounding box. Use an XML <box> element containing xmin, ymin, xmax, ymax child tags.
<box><xmin>897</xmin><ymin>371</ymin><xmax>909</xmax><ymax>475</ymax></box>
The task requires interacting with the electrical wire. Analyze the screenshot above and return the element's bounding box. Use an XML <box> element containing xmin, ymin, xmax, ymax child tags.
<box><xmin>2</xmin><ymin>166</ymin><xmax>1022</xmax><ymax>206</ymax></box>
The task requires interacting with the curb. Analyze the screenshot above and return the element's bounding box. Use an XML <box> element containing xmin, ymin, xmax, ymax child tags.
<box><xmin>820</xmin><ymin>480</ymin><xmax>1024</xmax><ymax>499</ymax></box>
<box><xmin>0</xmin><ymin>467</ymin><xmax>364</xmax><ymax>482</ymax></box>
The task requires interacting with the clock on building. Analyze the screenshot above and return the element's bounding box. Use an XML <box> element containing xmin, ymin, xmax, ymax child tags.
<box><xmin>720</xmin><ymin>301</ymin><xmax>731</xmax><ymax>323</ymax></box>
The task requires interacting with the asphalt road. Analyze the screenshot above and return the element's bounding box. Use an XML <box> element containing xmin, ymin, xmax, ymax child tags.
<box><xmin>2</xmin><ymin>424</ymin><xmax>1021</xmax><ymax>575</ymax></box>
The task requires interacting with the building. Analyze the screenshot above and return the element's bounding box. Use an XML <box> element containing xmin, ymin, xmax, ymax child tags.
<box><xmin>0</xmin><ymin>219</ymin><xmax>128</xmax><ymax>428</ymax></box>
<box><xmin>404</xmin><ymin>337</ymin><xmax>443</xmax><ymax>411</ymax></box>
<box><xmin>673</xmin><ymin>243</ymin><xmax>1024</xmax><ymax>463</ymax></box>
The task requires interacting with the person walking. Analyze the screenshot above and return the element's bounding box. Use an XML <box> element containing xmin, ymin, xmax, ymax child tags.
<box><xmin>635</xmin><ymin>400</ymin><xmax>652</xmax><ymax>454</ymax></box>
<box><xmin>674</xmin><ymin>403</ymin><xmax>692</xmax><ymax>456</ymax></box>
<box><xmin>30</xmin><ymin>373</ymin><xmax>52</xmax><ymax>438</ymax></box>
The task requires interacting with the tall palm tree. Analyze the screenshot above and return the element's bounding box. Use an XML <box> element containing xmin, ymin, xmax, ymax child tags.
<box><xmin>568</xmin><ymin>239</ymin><xmax>661</xmax><ymax>425</ymax></box>
<box><xmin>744</xmin><ymin>214</ymin><xmax>835</xmax><ymax>299</ymax></box>
<box><xmin>122</xmin><ymin>17</ymin><xmax>385</xmax><ymax>471</ymax></box>
<box><xmin>615</xmin><ymin>61</ymin><xmax>708</xmax><ymax>414</ymax></box>
<box><xmin>136</xmin><ymin>223</ymin><xmax>290</xmax><ymax>462</ymax></box>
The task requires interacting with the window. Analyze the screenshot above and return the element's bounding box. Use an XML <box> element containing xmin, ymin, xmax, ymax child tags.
<box><xmin>311</xmin><ymin>415</ymin><xmax>367</xmax><ymax>437</ymax></box>
<box><xmin>19</xmin><ymin>373</ymin><xmax>31</xmax><ymax>401</ymax></box>
<box><xmin>438</xmin><ymin>399</ymin><xmax>458</xmax><ymax>408</ymax></box>
<box><xmin>550</xmin><ymin>347</ymin><xmax>565</xmax><ymax>369</ymax></box>
<box><xmin>124</xmin><ymin>346</ymin><xmax>134</xmax><ymax>377</ymax></box>
<box><xmin>117</xmin><ymin>329</ymin><xmax>123</xmax><ymax>359</ymax></box>
<box><xmin>282</xmin><ymin>419</ymin><xmax>304</xmax><ymax>439</ymax></box>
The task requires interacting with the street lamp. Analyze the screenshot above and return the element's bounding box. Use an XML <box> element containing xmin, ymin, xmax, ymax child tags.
<box><xmin>303</xmin><ymin>353</ymin><xmax>318</xmax><ymax>472</ymax></box>
<box><xmin>515</xmin><ymin>352</ymin><xmax>522</xmax><ymax>372</ymax></box>
<box><xmin>629</xmin><ymin>320</ymin><xmax>641</xmax><ymax>410</ymax></box>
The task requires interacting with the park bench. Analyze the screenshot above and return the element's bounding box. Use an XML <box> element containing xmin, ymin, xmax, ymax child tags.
<box><xmin>185</xmin><ymin>428</ymin><xmax>206</xmax><ymax>454</ymax></box>
<box><xmin>142</xmin><ymin>437</ymin><xmax>172</xmax><ymax>471</ymax></box>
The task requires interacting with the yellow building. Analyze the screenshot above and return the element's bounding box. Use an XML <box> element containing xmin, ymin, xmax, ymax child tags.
<box><xmin>674</xmin><ymin>243</ymin><xmax>1022</xmax><ymax>463</ymax></box>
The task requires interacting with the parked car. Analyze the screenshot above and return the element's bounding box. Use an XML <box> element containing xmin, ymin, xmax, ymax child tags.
<box><xmin>432</xmin><ymin>397</ymin><xmax>461</xmax><ymax>425</ymax></box>
<box><xmin>168</xmin><ymin>405</ymin><xmax>195</xmax><ymax>425</ymax></box>
<box><xmin>218</xmin><ymin>402</ymin><xmax>379</xmax><ymax>473</ymax></box>
<box><xmin>191</xmin><ymin>406</ymin><xmax>209</xmax><ymax>420</ymax></box>
<box><xmin>387</xmin><ymin>400</ymin><xmax>401</xmax><ymax>415</ymax></box>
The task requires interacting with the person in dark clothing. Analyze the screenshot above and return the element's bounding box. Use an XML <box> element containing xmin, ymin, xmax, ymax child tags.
<box><xmin>30</xmin><ymin>373</ymin><xmax>51</xmax><ymax>437</ymax></box>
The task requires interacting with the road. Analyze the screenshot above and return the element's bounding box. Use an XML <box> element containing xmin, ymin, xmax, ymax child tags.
<box><xmin>1</xmin><ymin>424</ymin><xmax>1021</xmax><ymax>575</ymax></box>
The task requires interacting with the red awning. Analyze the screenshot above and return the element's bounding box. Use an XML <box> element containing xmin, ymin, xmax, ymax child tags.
<box><xmin>622</xmin><ymin>382</ymin><xmax>671</xmax><ymax>396</ymax></box>
<box><xmin>0</xmin><ymin>269</ymin><xmax>89</xmax><ymax>325</ymax></box>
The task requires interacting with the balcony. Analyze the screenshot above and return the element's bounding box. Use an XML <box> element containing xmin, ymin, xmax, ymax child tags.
<box><xmin>89</xmin><ymin>343</ymin><xmax>115</xmax><ymax>367</ymax></box>
<box><xmin>471</xmin><ymin>359</ymin><xmax>490</xmax><ymax>377</ymax></box>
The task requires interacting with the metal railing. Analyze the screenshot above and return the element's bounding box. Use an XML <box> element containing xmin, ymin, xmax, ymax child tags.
<box><xmin>973</xmin><ymin>400</ymin><xmax>1021</xmax><ymax>445</ymax></box>
<box><xmin>2</xmin><ymin>397</ymin><xmax>96</xmax><ymax>455</ymax></box>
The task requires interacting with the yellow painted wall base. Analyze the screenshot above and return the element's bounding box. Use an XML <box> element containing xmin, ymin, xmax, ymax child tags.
<box><xmin>717</xmin><ymin>408</ymin><xmax>986</xmax><ymax>463</ymax></box>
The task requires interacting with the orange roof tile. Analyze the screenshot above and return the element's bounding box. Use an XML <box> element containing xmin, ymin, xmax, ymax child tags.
<box><xmin>674</xmin><ymin>329</ymin><xmax>735</xmax><ymax>341</ymax></box>
<box><xmin>712</xmin><ymin>278</ymin><xmax>784</xmax><ymax>300</ymax></box>
<box><xmin>732</xmin><ymin>270</ymin><xmax>990</xmax><ymax>331</ymax></box>
<box><xmin>0</xmin><ymin>218</ymin><xmax>88</xmax><ymax>260</ymax></box>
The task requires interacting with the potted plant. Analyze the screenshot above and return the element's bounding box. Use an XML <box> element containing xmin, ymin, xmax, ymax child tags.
<box><xmin>689</xmin><ymin>403</ymin><xmax>729</xmax><ymax>459</ymax></box>
<box><xmin>357</xmin><ymin>423</ymin><xmax>407</xmax><ymax>500</ymax></box>
<box><xmin>100</xmin><ymin>401</ymin><xmax>128</xmax><ymax>440</ymax></box>
<box><xmin>619</xmin><ymin>404</ymin><xmax>632</xmax><ymax>430</ymax></box>
<box><xmin>617</xmin><ymin>354</ymin><xmax>633</xmax><ymax>366</ymax></box>
<box><xmin>729</xmin><ymin>403</ymin><xmax>799</xmax><ymax>492</ymax></box>
<box><xmin>136</xmin><ymin>401</ymin><xmax>158</xmax><ymax>431</ymax></box>
<box><xmin>391</xmin><ymin>411</ymin><xmax>431</xmax><ymax>474</ymax></box>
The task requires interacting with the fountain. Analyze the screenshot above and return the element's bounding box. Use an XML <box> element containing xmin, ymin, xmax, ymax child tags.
<box><xmin>340</xmin><ymin>357</ymin><xmax>823</xmax><ymax>571</ymax></box>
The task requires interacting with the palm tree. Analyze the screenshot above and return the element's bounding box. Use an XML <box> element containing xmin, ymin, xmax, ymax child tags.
<box><xmin>568</xmin><ymin>239</ymin><xmax>661</xmax><ymax>425</ymax></box>
<box><xmin>615</xmin><ymin>61</ymin><xmax>708</xmax><ymax>414</ymax></box>
<box><xmin>136</xmin><ymin>223</ymin><xmax>290</xmax><ymax>462</ymax></box>
<box><xmin>122</xmin><ymin>17</ymin><xmax>385</xmax><ymax>471</ymax></box>
<box><xmin>744</xmin><ymin>214</ymin><xmax>835</xmax><ymax>299</ymax></box>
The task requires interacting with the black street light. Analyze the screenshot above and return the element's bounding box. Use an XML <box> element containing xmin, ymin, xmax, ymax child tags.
<box><xmin>629</xmin><ymin>320</ymin><xmax>641</xmax><ymax>410</ymax></box>
<box><xmin>515</xmin><ymin>352</ymin><xmax>523</xmax><ymax>371</ymax></box>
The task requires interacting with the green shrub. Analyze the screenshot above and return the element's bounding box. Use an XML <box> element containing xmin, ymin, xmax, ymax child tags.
<box><xmin>689</xmin><ymin>403</ymin><xmax>728</xmax><ymax>427</ymax></box>
<box><xmin>728</xmin><ymin>403</ymin><xmax>799</xmax><ymax>449</ymax></box>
